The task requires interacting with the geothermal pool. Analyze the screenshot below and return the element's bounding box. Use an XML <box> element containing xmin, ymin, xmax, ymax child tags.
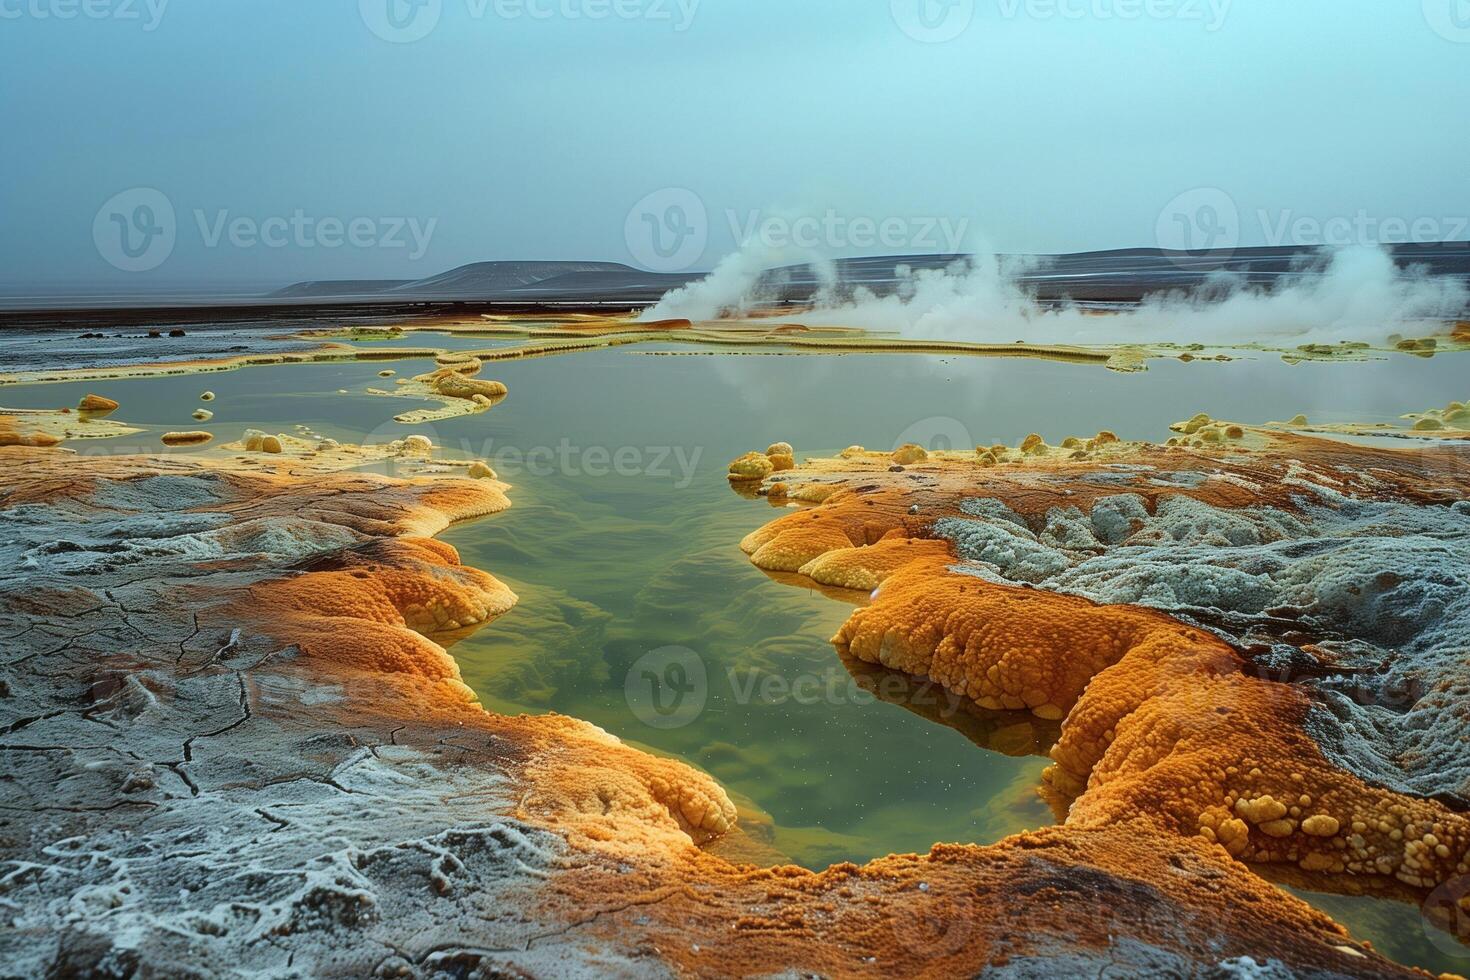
<box><xmin>7</xmin><ymin>339</ymin><xmax>1469</xmax><ymax>972</ymax></box>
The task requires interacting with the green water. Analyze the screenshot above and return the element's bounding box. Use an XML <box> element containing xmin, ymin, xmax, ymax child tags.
<box><xmin>1286</xmin><ymin>886</ymin><xmax>1470</xmax><ymax>976</ymax></box>
<box><xmin>8</xmin><ymin>344</ymin><xmax>1470</xmax><ymax>971</ymax></box>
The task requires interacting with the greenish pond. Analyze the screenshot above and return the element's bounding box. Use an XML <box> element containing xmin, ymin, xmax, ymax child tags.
<box><xmin>7</xmin><ymin>344</ymin><xmax>1470</xmax><ymax>973</ymax></box>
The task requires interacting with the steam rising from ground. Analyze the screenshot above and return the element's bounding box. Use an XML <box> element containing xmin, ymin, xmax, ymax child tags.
<box><xmin>641</xmin><ymin>245</ymin><xmax>783</xmax><ymax>322</ymax></box>
<box><xmin>641</xmin><ymin>244</ymin><xmax>834</xmax><ymax>323</ymax></box>
<box><xmin>641</xmin><ymin>244</ymin><xmax>1467</xmax><ymax>345</ymax></box>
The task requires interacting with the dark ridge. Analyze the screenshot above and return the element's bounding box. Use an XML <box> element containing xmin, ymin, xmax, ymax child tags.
<box><xmin>758</xmin><ymin>242</ymin><xmax>1470</xmax><ymax>305</ymax></box>
<box><xmin>387</xmin><ymin>260</ymin><xmax>643</xmax><ymax>298</ymax></box>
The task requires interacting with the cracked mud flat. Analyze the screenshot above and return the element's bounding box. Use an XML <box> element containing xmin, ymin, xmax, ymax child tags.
<box><xmin>3</xmin><ymin>348</ymin><xmax>1470</xmax><ymax>976</ymax></box>
<box><xmin>0</xmin><ymin>448</ymin><xmax>741</xmax><ymax>977</ymax></box>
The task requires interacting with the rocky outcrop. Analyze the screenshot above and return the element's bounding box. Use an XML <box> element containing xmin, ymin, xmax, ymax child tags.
<box><xmin>730</xmin><ymin>424</ymin><xmax>1470</xmax><ymax>970</ymax></box>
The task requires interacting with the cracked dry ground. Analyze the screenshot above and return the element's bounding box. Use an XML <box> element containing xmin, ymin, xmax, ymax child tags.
<box><xmin>0</xmin><ymin>436</ymin><xmax>1466</xmax><ymax>979</ymax></box>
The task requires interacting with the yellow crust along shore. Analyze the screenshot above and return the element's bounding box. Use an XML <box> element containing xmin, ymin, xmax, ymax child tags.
<box><xmin>728</xmin><ymin>425</ymin><xmax>1470</xmax><ymax>940</ymax></box>
<box><xmin>371</xmin><ymin>310</ymin><xmax>1470</xmax><ymax>370</ymax></box>
<box><xmin>0</xmin><ymin>317</ymin><xmax>1134</xmax><ymax>393</ymax></box>
<box><xmin>0</xmin><ymin>438</ymin><xmax>1439</xmax><ymax>977</ymax></box>
<box><xmin>0</xmin><ymin>405</ymin><xmax>144</xmax><ymax>445</ymax></box>
<box><xmin>8</xmin><ymin>313</ymin><xmax>1468</xmax><ymax>396</ymax></box>
<box><xmin>0</xmin><ymin>339</ymin><xmax>446</xmax><ymax>387</ymax></box>
<box><xmin>331</xmin><ymin>315</ymin><xmax>1132</xmax><ymax>369</ymax></box>
<box><xmin>366</xmin><ymin>355</ymin><xmax>510</xmax><ymax>423</ymax></box>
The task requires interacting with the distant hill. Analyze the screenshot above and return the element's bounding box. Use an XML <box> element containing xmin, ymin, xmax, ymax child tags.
<box><xmin>270</xmin><ymin>261</ymin><xmax>656</xmax><ymax>302</ymax></box>
<box><xmin>389</xmin><ymin>260</ymin><xmax>639</xmax><ymax>298</ymax></box>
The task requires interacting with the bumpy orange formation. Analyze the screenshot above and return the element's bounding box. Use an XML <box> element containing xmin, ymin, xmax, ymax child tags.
<box><xmin>729</xmin><ymin>427</ymin><xmax>1470</xmax><ymax>967</ymax></box>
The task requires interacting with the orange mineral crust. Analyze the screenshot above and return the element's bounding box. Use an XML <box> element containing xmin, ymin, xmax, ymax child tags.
<box><xmin>738</xmin><ymin>431</ymin><xmax>1470</xmax><ymax>556</ymax></box>
<box><xmin>539</xmin><ymin>822</ymin><xmax>1419</xmax><ymax>978</ymax></box>
<box><xmin>837</xmin><ymin>556</ymin><xmax>1470</xmax><ymax>896</ymax></box>
<box><xmin>0</xmin><ymin>415</ymin><xmax>62</xmax><ymax>447</ymax></box>
<box><xmin>729</xmin><ymin>426</ymin><xmax>1470</xmax><ymax>957</ymax></box>
<box><xmin>0</xmin><ymin>405</ymin><xmax>142</xmax><ymax>446</ymax></box>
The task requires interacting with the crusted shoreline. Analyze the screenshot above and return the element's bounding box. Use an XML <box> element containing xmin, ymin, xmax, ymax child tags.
<box><xmin>7</xmin><ymin>313</ymin><xmax>1466</xmax><ymax>395</ymax></box>
<box><xmin>729</xmin><ymin>425</ymin><xmax>1470</xmax><ymax>962</ymax></box>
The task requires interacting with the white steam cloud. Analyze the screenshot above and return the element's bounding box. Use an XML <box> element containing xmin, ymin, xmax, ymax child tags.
<box><xmin>641</xmin><ymin>243</ymin><xmax>1467</xmax><ymax>345</ymax></box>
<box><xmin>640</xmin><ymin>243</ymin><xmax>837</xmax><ymax>322</ymax></box>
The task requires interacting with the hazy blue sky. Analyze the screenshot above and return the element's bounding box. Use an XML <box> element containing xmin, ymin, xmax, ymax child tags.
<box><xmin>2</xmin><ymin>0</ymin><xmax>1467</xmax><ymax>288</ymax></box>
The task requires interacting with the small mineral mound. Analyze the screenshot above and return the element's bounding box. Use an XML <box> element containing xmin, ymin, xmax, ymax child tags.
<box><xmin>242</xmin><ymin>429</ymin><xmax>285</xmax><ymax>453</ymax></box>
<box><xmin>78</xmin><ymin>393</ymin><xmax>119</xmax><ymax>414</ymax></box>
<box><xmin>891</xmin><ymin>443</ymin><xmax>928</xmax><ymax>465</ymax></box>
<box><xmin>728</xmin><ymin>451</ymin><xmax>774</xmax><ymax>482</ymax></box>
<box><xmin>373</xmin><ymin>359</ymin><xmax>510</xmax><ymax>425</ymax></box>
<box><xmin>161</xmin><ymin>431</ymin><xmax>213</xmax><ymax>446</ymax></box>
